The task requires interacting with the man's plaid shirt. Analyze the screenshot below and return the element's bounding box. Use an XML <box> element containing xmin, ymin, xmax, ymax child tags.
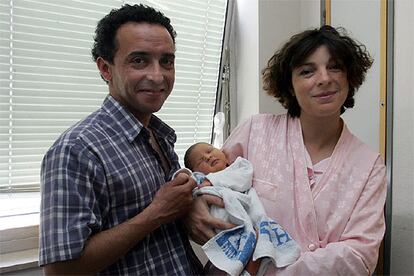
<box><xmin>39</xmin><ymin>95</ymin><xmax>202</xmax><ymax>275</ymax></box>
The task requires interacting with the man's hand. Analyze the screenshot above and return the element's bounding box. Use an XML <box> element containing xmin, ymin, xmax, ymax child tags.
<box><xmin>148</xmin><ymin>173</ymin><xmax>197</xmax><ymax>225</ymax></box>
<box><xmin>184</xmin><ymin>194</ymin><xmax>234</xmax><ymax>245</ymax></box>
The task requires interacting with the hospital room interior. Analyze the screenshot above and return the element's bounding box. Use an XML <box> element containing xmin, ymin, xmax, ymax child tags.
<box><xmin>0</xmin><ymin>0</ymin><xmax>412</xmax><ymax>275</ymax></box>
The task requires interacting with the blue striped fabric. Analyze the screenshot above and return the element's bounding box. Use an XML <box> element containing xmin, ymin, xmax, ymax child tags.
<box><xmin>39</xmin><ymin>95</ymin><xmax>202</xmax><ymax>275</ymax></box>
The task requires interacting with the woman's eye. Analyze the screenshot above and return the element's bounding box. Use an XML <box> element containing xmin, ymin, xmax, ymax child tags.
<box><xmin>329</xmin><ymin>64</ymin><xmax>343</xmax><ymax>72</ymax></box>
<box><xmin>299</xmin><ymin>69</ymin><xmax>313</xmax><ymax>76</ymax></box>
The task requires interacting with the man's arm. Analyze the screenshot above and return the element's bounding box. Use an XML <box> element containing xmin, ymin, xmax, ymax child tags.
<box><xmin>44</xmin><ymin>173</ymin><xmax>196</xmax><ymax>275</ymax></box>
<box><xmin>245</xmin><ymin>258</ymin><xmax>261</xmax><ymax>276</ymax></box>
<box><xmin>184</xmin><ymin>194</ymin><xmax>234</xmax><ymax>245</ymax></box>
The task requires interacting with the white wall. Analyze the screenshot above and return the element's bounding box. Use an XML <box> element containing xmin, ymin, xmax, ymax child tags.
<box><xmin>258</xmin><ymin>0</ymin><xmax>321</xmax><ymax>117</ymax></box>
<box><xmin>235</xmin><ymin>0</ymin><xmax>321</xmax><ymax>122</ymax></box>
<box><xmin>237</xmin><ymin>0</ymin><xmax>383</xmax><ymax>152</ymax></box>
<box><xmin>258</xmin><ymin>0</ymin><xmax>300</xmax><ymax>116</ymax></box>
<box><xmin>390</xmin><ymin>0</ymin><xmax>414</xmax><ymax>274</ymax></box>
<box><xmin>331</xmin><ymin>0</ymin><xmax>381</xmax><ymax>152</ymax></box>
<box><xmin>234</xmin><ymin>0</ymin><xmax>260</xmax><ymax>124</ymax></box>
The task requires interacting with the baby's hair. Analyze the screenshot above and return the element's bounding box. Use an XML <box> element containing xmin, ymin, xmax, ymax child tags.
<box><xmin>184</xmin><ymin>142</ymin><xmax>210</xmax><ymax>171</ymax></box>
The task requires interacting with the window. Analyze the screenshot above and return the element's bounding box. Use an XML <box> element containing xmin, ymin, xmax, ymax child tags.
<box><xmin>0</xmin><ymin>0</ymin><xmax>228</xmax><ymax>268</ymax></box>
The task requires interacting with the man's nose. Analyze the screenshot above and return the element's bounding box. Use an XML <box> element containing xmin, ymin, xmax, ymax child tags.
<box><xmin>146</xmin><ymin>63</ymin><xmax>164</xmax><ymax>83</ymax></box>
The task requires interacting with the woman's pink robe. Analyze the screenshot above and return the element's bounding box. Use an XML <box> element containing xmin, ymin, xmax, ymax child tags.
<box><xmin>222</xmin><ymin>114</ymin><xmax>387</xmax><ymax>275</ymax></box>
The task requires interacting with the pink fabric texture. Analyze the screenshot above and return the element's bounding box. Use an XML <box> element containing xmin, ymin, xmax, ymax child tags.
<box><xmin>222</xmin><ymin>113</ymin><xmax>387</xmax><ymax>275</ymax></box>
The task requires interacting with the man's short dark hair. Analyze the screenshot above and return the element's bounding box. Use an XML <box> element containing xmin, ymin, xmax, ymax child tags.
<box><xmin>91</xmin><ymin>4</ymin><xmax>176</xmax><ymax>64</ymax></box>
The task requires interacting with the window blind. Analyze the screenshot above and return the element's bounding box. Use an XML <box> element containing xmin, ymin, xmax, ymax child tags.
<box><xmin>0</xmin><ymin>0</ymin><xmax>227</xmax><ymax>198</ymax></box>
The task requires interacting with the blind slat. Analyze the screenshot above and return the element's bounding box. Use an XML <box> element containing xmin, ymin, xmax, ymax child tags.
<box><xmin>0</xmin><ymin>0</ymin><xmax>227</xmax><ymax>197</ymax></box>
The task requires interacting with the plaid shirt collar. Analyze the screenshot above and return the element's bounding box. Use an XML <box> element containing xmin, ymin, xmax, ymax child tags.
<box><xmin>102</xmin><ymin>95</ymin><xmax>176</xmax><ymax>144</ymax></box>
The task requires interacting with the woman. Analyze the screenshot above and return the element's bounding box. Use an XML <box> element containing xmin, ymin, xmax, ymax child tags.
<box><xmin>186</xmin><ymin>25</ymin><xmax>387</xmax><ymax>275</ymax></box>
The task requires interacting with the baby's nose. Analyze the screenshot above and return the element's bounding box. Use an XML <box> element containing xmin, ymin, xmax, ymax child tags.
<box><xmin>203</xmin><ymin>154</ymin><xmax>212</xmax><ymax>162</ymax></box>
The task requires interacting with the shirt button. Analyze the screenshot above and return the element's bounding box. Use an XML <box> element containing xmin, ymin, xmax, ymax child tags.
<box><xmin>308</xmin><ymin>243</ymin><xmax>317</xmax><ymax>251</ymax></box>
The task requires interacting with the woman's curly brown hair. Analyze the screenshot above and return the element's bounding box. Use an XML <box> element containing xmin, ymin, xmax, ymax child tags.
<box><xmin>262</xmin><ymin>25</ymin><xmax>373</xmax><ymax>117</ymax></box>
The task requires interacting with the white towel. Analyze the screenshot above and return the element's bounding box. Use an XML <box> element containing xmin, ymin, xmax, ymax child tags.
<box><xmin>197</xmin><ymin>186</ymin><xmax>255</xmax><ymax>275</ymax></box>
<box><xmin>195</xmin><ymin>186</ymin><xmax>301</xmax><ymax>276</ymax></box>
<box><xmin>173</xmin><ymin>157</ymin><xmax>301</xmax><ymax>275</ymax></box>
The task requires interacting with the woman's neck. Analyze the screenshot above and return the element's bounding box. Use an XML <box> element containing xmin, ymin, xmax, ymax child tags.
<box><xmin>300</xmin><ymin>114</ymin><xmax>343</xmax><ymax>164</ymax></box>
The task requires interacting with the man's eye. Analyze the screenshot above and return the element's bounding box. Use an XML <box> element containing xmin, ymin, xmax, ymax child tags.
<box><xmin>132</xmin><ymin>57</ymin><xmax>145</xmax><ymax>64</ymax></box>
<box><xmin>161</xmin><ymin>57</ymin><xmax>174</xmax><ymax>67</ymax></box>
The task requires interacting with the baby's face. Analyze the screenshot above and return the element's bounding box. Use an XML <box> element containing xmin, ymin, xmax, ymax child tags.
<box><xmin>188</xmin><ymin>143</ymin><xmax>227</xmax><ymax>174</ymax></box>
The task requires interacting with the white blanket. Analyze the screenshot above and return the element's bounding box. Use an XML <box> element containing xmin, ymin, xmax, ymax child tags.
<box><xmin>191</xmin><ymin>157</ymin><xmax>301</xmax><ymax>276</ymax></box>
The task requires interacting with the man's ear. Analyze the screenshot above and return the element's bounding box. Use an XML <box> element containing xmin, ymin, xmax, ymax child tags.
<box><xmin>96</xmin><ymin>57</ymin><xmax>112</xmax><ymax>82</ymax></box>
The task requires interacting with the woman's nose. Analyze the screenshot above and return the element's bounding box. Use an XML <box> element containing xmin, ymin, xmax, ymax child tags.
<box><xmin>317</xmin><ymin>68</ymin><xmax>332</xmax><ymax>85</ymax></box>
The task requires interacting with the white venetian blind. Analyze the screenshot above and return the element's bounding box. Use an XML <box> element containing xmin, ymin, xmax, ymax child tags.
<box><xmin>152</xmin><ymin>0</ymin><xmax>227</xmax><ymax>159</ymax></box>
<box><xmin>0</xmin><ymin>0</ymin><xmax>227</xmax><ymax>197</ymax></box>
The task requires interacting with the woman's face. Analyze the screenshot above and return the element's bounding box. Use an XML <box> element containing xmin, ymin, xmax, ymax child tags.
<box><xmin>291</xmin><ymin>45</ymin><xmax>349</xmax><ymax>119</ymax></box>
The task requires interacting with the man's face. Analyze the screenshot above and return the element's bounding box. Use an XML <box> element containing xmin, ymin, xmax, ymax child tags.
<box><xmin>98</xmin><ymin>22</ymin><xmax>175</xmax><ymax>126</ymax></box>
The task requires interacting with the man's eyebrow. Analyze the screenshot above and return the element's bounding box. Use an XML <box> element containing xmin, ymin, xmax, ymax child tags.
<box><xmin>126</xmin><ymin>51</ymin><xmax>175</xmax><ymax>59</ymax></box>
<box><xmin>127</xmin><ymin>51</ymin><xmax>149</xmax><ymax>58</ymax></box>
<box><xmin>162</xmin><ymin>53</ymin><xmax>175</xmax><ymax>59</ymax></box>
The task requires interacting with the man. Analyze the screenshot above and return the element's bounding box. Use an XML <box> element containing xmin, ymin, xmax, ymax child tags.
<box><xmin>39</xmin><ymin>4</ymin><xmax>203</xmax><ymax>275</ymax></box>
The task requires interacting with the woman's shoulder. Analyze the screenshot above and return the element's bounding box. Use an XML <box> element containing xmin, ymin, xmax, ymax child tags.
<box><xmin>248</xmin><ymin>113</ymin><xmax>290</xmax><ymax>125</ymax></box>
<box><xmin>341</xmin><ymin>123</ymin><xmax>384</xmax><ymax>165</ymax></box>
<box><xmin>250</xmin><ymin>112</ymin><xmax>287</xmax><ymax>119</ymax></box>
<box><xmin>228</xmin><ymin>113</ymin><xmax>293</xmax><ymax>141</ymax></box>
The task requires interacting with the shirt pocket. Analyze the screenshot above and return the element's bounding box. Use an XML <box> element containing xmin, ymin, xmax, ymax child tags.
<box><xmin>252</xmin><ymin>178</ymin><xmax>279</xmax><ymax>213</ymax></box>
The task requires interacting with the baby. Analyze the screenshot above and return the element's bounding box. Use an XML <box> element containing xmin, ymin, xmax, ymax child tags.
<box><xmin>174</xmin><ymin>142</ymin><xmax>300</xmax><ymax>276</ymax></box>
<box><xmin>184</xmin><ymin>142</ymin><xmax>253</xmax><ymax>191</ymax></box>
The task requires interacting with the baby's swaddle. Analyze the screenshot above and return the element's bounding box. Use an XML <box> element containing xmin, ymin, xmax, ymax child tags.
<box><xmin>174</xmin><ymin>157</ymin><xmax>301</xmax><ymax>275</ymax></box>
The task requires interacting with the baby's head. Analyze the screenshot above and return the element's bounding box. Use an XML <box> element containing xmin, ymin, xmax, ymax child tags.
<box><xmin>184</xmin><ymin>142</ymin><xmax>228</xmax><ymax>174</ymax></box>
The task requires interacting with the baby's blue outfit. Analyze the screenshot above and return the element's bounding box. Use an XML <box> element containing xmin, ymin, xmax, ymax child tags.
<box><xmin>191</xmin><ymin>171</ymin><xmax>206</xmax><ymax>186</ymax></box>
